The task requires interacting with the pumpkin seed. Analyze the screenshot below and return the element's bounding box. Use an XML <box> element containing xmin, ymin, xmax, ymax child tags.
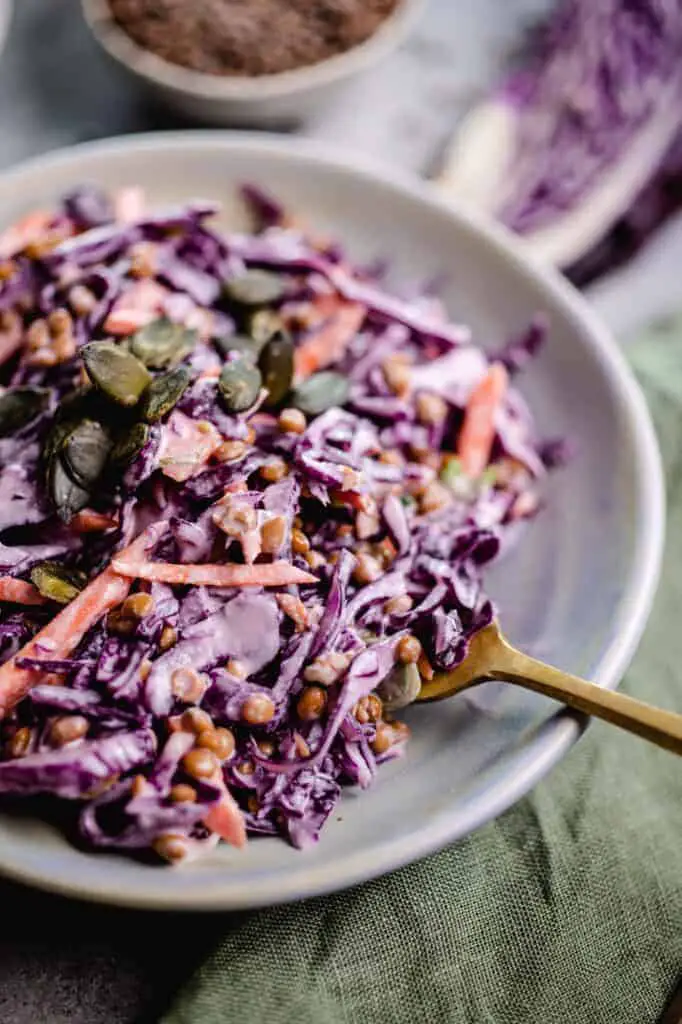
<box><xmin>218</xmin><ymin>359</ymin><xmax>262</xmax><ymax>413</ymax></box>
<box><xmin>224</xmin><ymin>270</ymin><xmax>284</xmax><ymax>309</ymax></box>
<box><xmin>110</xmin><ymin>422</ymin><xmax>150</xmax><ymax>466</ymax></box>
<box><xmin>0</xmin><ymin>387</ymin><xmax>49</xmax><ymax>437</ymax></box>
<box><xmin>248</xmin><ymin>309</ymin><xmax>284</xmax><ymax>348</ymax></box>
<box><xmin>291</xmin><ymin>371</ymin><xmax>349</xmax><ymax>416</ymax></box>
<box><xmin>140</xmin><ymin>367</ymin><xmax>192</xmax><ymax>423</ymax></box>
<box><xmin>62</xmin><ymin>419</ymin><xmax>112</xmax><ymax>489</ymax></box>
<box><xmin>48</xmin><ymin>455</ymin><xmax>90</xmax><ymax>523</ymax></box>
<box><xmin>82</xmin><ymin>342</ymin><xmax>151</xmax><ymax>407</ymax></box>
<box><xmin>215</xmin><ymin>334</ymin><xmax>260</xmax><ymax>363</ymax></box>
<box><xmin>376</xmin><ymin>662</ymin><xmax>422</xmax><ymax>713</ymax></box>
<box><xmin>130</xmin><ymin>318</ymin><xmax>196</xmax><ymax>370</ymax></box>
<box><xmin>30</xmin><ymin>561</ymin><xmax>87</xmax><ymax>605</ymax></box>
<box><xmin>258</xmin><ymin>331</ymin><xmax>294</xmax><ymax>408</ymax></box>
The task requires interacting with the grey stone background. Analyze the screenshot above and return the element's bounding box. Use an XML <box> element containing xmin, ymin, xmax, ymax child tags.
<box><xmin>1</xmin><ymin>1</ymin><xmax>681</xmax><ymax>1021</ymax></box>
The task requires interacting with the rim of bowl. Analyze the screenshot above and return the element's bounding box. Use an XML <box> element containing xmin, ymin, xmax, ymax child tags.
<box><xmin>81</xmin><ymin>0</ymin><xmax>425</xmax><ymax>102</ymax></box>
<box><xmin>0</xmin><ymin>132</ymin><xmax>664</xmax><ymax>910</ymax></box>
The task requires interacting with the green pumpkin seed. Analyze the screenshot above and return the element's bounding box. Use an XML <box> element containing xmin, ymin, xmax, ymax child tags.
<box><xmin>140</xmin><ymin>366</ymin><xmax>192</xmax><ymax>423</ymax></box>
<box><xmin>48</xmin><ymin>455</ymin><xmax>90</xmax><ymax>523</ymax></box>
<box><xmin>61</xmin><ymin>419</ymin><xmax>112</xmax><ymax>489</ymax></box>
<box><xmin>224</xmin><ymin>270</ymin><xmax>284</xmax><ymax>309</ymax></box>
<box><xmin>130</xmin><ymin>318</ymin><xmax>196</xmax><ymax>370</ymax></box>
<box><xmin>218</xmin><ymin>359</ymin><xmax>262</xmax><ymax>413</ymax></box>
<box><xmin>0</xmin><ymin>387</ymin><xmax>49</xmax><ymax>438</ymax></box>
<box><xmin>215</xmin><ymin>334</ymin><xmax>260</xmax><ymax>363</ymax></box>
<box><xmin>110</xmin><ymin>422</ymin><xmax>150</xmax><ymax>466</ymax></box>
<box><xmin>248</xmin><ymin>309</ymin><xmax>284</xmax><ymax>348</ymax></box>
<box><xmin>82</xmin><ymin>342</ymin><xmax>152</xmax><ymax>407</ymax></box>
<box><xmin>258</xmin><ymin>331</ymin><xmax>294</xmax><ymax>408</ymax></box>
<box><xmin>376</xmin><ymin>662</ymin><xmax>422</xmax><ymax>713</ymax></box>
<box><xmin>30</xmin><ymin>561</ymin><xmax>87</xmax><ymax>605</ymax></box>
<box><xmin>291</xmin><ymin>371</ymin><xmax>349</xmax><ymax>416</ymax></box>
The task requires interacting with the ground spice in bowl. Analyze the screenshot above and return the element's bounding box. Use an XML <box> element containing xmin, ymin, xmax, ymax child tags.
<box><xmin>107</xmin><ymin>0</ymin><xmax>402</xmax><ymax>78</ymax></box>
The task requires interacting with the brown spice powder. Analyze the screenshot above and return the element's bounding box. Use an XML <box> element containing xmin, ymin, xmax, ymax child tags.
<box><xmin>109</xmin><ymin>0</ymin><xmax>401</xmax><ymax>77</ymax></box>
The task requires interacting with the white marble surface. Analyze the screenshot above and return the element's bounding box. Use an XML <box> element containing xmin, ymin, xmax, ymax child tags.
<box><xmin>0</xmin><ymin>1</ymin><xmax>680</xmax><ymax>1022</ymax></box>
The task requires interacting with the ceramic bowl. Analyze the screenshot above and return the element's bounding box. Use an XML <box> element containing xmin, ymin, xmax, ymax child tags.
<box><xmin>0</xmin><ymin>133</ymin><xmax>664</xmax><ymax>909</ymax></box>
<box><xmin>80</xmin><ymin>0</ymin><xmax>425</xmax><ymax>126</ymax></box>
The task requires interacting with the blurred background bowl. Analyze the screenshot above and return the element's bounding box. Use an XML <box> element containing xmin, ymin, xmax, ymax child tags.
<box><xmin>80</xmin><ymin>0</ymin><xmax>425</xmax><ymax>127</ymax></box>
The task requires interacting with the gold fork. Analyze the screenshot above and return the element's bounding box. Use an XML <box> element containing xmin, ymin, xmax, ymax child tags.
<box><xmin>416</xmin><ymin>621</ymin><xmax>682</xmax><ymax>756</ymax></box>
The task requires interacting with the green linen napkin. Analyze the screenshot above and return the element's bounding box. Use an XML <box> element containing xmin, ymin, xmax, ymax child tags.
<box><xmin>164</xmin><ymin>325</ymin><xmax>682</xmax><ymax>1024</ymax></box>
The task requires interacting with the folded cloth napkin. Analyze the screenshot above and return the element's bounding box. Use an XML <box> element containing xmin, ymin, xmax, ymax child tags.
<box><xmin>163</xmin><ymin>323</ymin><xmax>682</xmax><ymax>1024</ymax></box>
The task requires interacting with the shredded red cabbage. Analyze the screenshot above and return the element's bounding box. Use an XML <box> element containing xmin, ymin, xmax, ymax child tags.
<box><xmin>0</xmin><ymin>184</ymin><xmax>560</xmax><ymax>863</ymax></box>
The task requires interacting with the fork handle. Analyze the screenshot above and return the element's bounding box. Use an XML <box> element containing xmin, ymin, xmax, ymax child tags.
<box><xmin>492</xmin><ymin>638</ymin><xmax>682</xmax><ymax>756</ymax></box>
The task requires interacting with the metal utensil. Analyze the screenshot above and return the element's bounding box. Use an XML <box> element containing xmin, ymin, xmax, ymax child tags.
<box><xmin>418</xmin><ymin>621</ymin><xmax>682</xmax><ymax>756</ymax></box>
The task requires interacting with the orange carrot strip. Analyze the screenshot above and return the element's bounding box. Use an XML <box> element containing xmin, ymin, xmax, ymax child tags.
<box><xmin>159</xmin><ymin>412</ymin><xmax>223</xmax><ymax>483</ymax></box>
<box><xmin>110</xmin><ymin>558</ymin><xmax>318</xmax><ymax>588</ymax></box>
<box><xmin>456</xmin><ymin>363</ymin><xmax>509</xmax><ymax>477</ymax></box>
<box><xmin>71</xmin><ymin>510</ymin><xmax>119</xmax><ymax>534</ymax></box>
<box><xmin>0</xmin><ymin>578</ymin><xmax>46</xmax><ymax>606</ymax></box>
<box><xmin>293</xmin><ymin>299</ymin><xmax>366</xmax><ymax>379</ymax></box>
<box><xmin>0</xmin><ymin>211</ymin><xmax>54</xmax><ymax>259</ymax></box>
<box><xmin>204</xmin><ymin>770</ymin><xmax>247</xmax><ymax>848</ymax></box>
<box><xmin>0</xmin><ymin>525</ymin><xmax>165</xmax><ymax>719</ymax></box>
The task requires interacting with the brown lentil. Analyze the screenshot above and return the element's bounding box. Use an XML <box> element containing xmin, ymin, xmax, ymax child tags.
<box><xmin>258</xmin><ymin>740</ymin><xmax>275</xmax><ymax>757</ymax></box>
<box><xmin>129</xmin><ymin>241</ymin><xmax>158</xmax><ymax>278</ymax></box>
<box><xmin>216</xmin><ymin>439</ymin><xmax>248</xmax><ymax>463</ymax></box>
<box><xmin>6</xmin><ymin>726</ymin><xmax>31</xmax><ymax>759</ymax></box>
<box><xmin>241</xmin><ymin>692</ymin><xmax>275</xmax><ymax>725</ymax></box>
<box><xmin>47</xmin><ymin>308</ymin><xmax>72</xmax><ymax>335</ymax></box>
<box><xmin>50</xmin><ymin>715</ymin><xmax>89</xmax><ymax>746</ymax></box>
<box><xmin>246</xmin><ymin>795</ymin><xmax>259</xmax><ymax>814</ymax></box>
<box><xmin>171</xmin><ymin>667</ymin><xmax>206</xmax><ymax>704</ymax></box>
<box><xmin>296</xmin><ymin>685</ymin><xmax>327</xmax><ymax>722</ymax></box>
<box><xmin>131</xmin><ymin>773</ymin><xmax>147</xmax><ymax>798</ymax></box>
<box><xmin>139</xmin><ymin>658</ymin><xmax>153</xmax><ymax>682</ymax></box>
<box><xmin>261</xmin><ymin>515</ymin><xmax>287</xmax><ymax>554</ymax></box>
<box><xmin>365</xmin><ymin>694</ymin><xmax>383</xmax><ymax>721</ymax></box>
<box><xmin>372</xmin><ymin>722</ymin><xmax>394</xmax><ymax>756</ymax></box>
<box><xmin>415</xmin><ymin>391</ymin><xmax>447</xmax><ymax>426</ymax></box>
<box><xmin>158</xmin><ymin>624</ymin><xmax>178</xmax><ymax>651</ymax></box>
<box><xmin>170</xmin><ymin>783</ymin><xmax>198</xmax><ymax>804</ymax></box>
<box><xmin>291</xmin><ymin>527</ymin><xmax>310</xmax><ymax>555</ymax></box>
<box><xmin>276</xmin><ymin>593</ymin><xmax>309</xmax><ymax>632</ymax></box>
<box><xmin>238</xmin><ymin>761</ymin><xmax>255</xmax><ymax>776</ymax></box>
<box><xmin>197</xmin><ymin>727</ymin><xmax>235</xmax><ymax>761</ymax></box>
<box><xmin>68</xmin><ymin>284</ymin><xmax>97</xmax><ymax>316</ymax></box>
<box><xmin>353</xmin><ymin>552</ymin><xmax>382</xmax><ymax>585</ymax></box>
<box><xmin>397</xmin><ymin>634</ymin><xmax>422</xmax><ymax>665</ymax></box>
<box><xmin>385</xmin><ymin>593</ymin><xmax>413</xmax><ymax>616</ymax></box>
<box><xmin>26</xmin><ymin>319</ymin><xmax>49</xmax><ymax>352</ymax></box>
<box><xmin>182</xmin><ymin>747</ymin><xmax>218</xmax><ymax>780</ymax></box>
<box><xmin>121</xmin><ymin>592</ymin><xmax>155</xmax><ymax>619</ymax></box>
<box><xmin>106</xmin><ymin>607</ymin><xmax>136</xmax><ymax>636</ymax></box>
<box><xmin>153</xmin><ymin>833</ymin><xmax>187</xmax><ymax>863</ymax></box>
<box><xmin>260</xmin><ymin>458</ymin><xmax>287</xmax><ymax>483</ymax></box>
<box><xmin>382</xmin><ymin>357</ymin><xmax>411</xmax><ymax>397</ymax></box>
<box><xmin>180</xmin><ymin>707</ymin><xmax>214</xmax><ymax>735</ymax></box>
<box><xmin>278</xmin><ymin>407</ymin><xmax>306</xmax><ymax>434</ymax></box>
<box><xmin>294</xmin><ymin>733</ymin><xmax>311</xmax><ymax>758</ymax></box>
<box><xmin>226</xmin><ymin>658</ymin><xmax>246</xmax><ymax>679</ymax></box>
<box><xmin>108</xmin><ymin>0</ymin><xmax>400</xmax><ymax>78</ymax></box>
<box><xmin>305</xmin><ymin>550</ymin><xmax>326</xmax><ymax>571</ymax></box>
<box><xmin>354</xmin><ymin>701</ymin><xmax>370</xmax><ymax>725</ymax></box>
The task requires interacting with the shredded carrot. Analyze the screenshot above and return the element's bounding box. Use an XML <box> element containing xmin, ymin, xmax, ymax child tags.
<box><xmin>71</xmin><ymin>509</ymin><xmax>119</xmax><ymax>533</ymax></box>
<box><xmin>0</xmin><ymin>577</ymin><xmax>46</xmax><ymax>606</ymax></box>
<box><xmin>0</xmin><ymin>525</ymin><xmax>164</xmax><ymax>719</ymax></box>
<box><xmin>159</xmin><ymin>411</ymin><xmax>223</xmax><ymax>482</ymax></box>
<box><xmin>103</xmin><ymin>280</ymin><xmax>168</xmax><ymax>335</ymax></box>
<box><xmin>204</xmin><ymin>770</ymin><xmax>247</xmax><ymax>848</ymax></box>
<box><xmin>110</xmin><ymin>557</ymin><xmax>318</xmax><ymax>588</ymax></box>
<box><xmin>0</xmin><ymin>211</ymin><xmax>54</xmax><ymax>259</ymax></box>
<box><xmin>456</xmin><ymin>363</ymin><xmax>509</xmax><ymax>477</ymax></box>
<box><xmin>293</xmin><ymin>299</ymin><xmax>366</xmax><ymax>379</ymax></box>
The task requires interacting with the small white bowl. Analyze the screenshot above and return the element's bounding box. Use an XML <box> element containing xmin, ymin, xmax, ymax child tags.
<box><xmin>81</xmin><ymin>0</ymin><xmax>425</xmax><ymax>126</ymax></box>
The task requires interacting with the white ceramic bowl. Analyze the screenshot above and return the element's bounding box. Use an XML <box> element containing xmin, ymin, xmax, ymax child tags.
<box><xmin>0</xmin><ymin>133</ymin><xmax>664</xmax><ymax>910</ymax></box>
<box><xmin>80</xmin><ymin>0</ymin><xmax>425</xmax><ymax>126</ymax></box>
